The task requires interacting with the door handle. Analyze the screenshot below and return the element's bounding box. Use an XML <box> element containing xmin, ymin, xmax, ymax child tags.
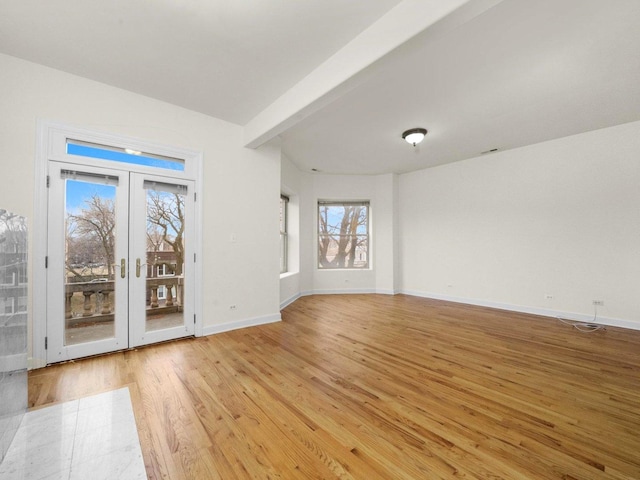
<box><xmin>136</xmin><ymin>258</ymin><xmax>142</xmax><ymax>278</ymax></box>
<box><xmin>120</xmin><ymin>258</ymin><xmax>126</xmax><ymax>278</ymax></box>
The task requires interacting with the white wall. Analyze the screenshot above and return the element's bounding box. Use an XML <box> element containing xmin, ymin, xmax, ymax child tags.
<box><xmin>374</xmin><ymin>174</ymin><xmax>398</xmax><ymax>294</ymax></box>
<box><xmin>399</xmin><ymin>120</ymin><xmax>640</xmax><ymax>329</ymax></box>
<box><xmin>0</xmin><ymin>53</ymin><xmax>282</xmax><ymax>363</ymax></box>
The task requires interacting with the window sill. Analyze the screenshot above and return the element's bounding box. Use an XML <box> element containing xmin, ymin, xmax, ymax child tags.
<box><xmin>280</xmin><ymin>271</ymin><xmax>298</xmax><ymax>279</ymax></box>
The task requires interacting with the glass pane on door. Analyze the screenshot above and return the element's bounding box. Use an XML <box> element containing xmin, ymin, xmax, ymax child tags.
<box><xmin>144</xmin><ymin>182</ymin><xmax>187</xmax><ymax>332</ymax></box>
<box><xmin>63</xmin><ymin>177</ymin><xmax>117</xmax><ymax>345</ymax></box>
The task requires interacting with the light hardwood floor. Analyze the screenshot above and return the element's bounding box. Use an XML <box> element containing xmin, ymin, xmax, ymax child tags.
<box><xmin>29</xmin><ymin>294</ymin><xmax>640</xmax><ymax>479</ymax></box>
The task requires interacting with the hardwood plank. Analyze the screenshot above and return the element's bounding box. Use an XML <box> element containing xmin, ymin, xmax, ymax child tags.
<box><xmin>28</xmin><ymin>294</ymin><xmax>640</xmax><ymax>479</ymax></box>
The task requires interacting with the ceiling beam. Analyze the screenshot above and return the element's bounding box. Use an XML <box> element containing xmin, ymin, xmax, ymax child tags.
<box><xmin>243</xmin><ymin>0</ymin><xmax>505</xmax><ymax>149</ymax></box>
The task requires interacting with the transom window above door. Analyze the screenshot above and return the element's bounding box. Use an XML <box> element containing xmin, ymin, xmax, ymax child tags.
<box><xmin>45</xmin><ymin>123</ymin><xmax>200</xmax><ymax>178</ymax></box>
<box><xmin>67</xmin><ymin>139</ymin><xmax>185</xmax><ymax>171</ymax></box>
<box><xmin>32</xmin><ymin>121</ymin><xmax>203</xmax><ymax>366</ymax></box>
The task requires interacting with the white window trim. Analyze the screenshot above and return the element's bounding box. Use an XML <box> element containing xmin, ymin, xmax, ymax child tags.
<box><xmin>2</xmin><ymin>297</ymin><xmax>15</xmax><ymax>315</ymax></box>
<box><xmin>1</xmin><ymin>271</ymin><xmax>15</xmax><ymax>286</ymax></box>
<box><xmin>316</xmin><ymin>200</ymin><xmax>371</xmax><ymax>270</ymax></box>
<box><xmin>157</xmin><ymin>264</ymin><xmax>175</xmax><ymax>277</ymax></box>
<box><xmin>280</xmin><ymin>194</ymin><xmax>289</xmax><ymax>274</ymax></box>
<box><xmin>32</xmin><ymin>120</ymin><xmax>204</xmax><ymax>368</ymax></box>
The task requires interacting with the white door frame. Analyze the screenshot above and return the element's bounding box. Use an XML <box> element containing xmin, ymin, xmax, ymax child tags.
<box><xmin>46</xmin><ymin>162</ymin><xmax>131</xmax><ymax>362</ymax></box>
<box><xmin>32</xmin><ymin>121</ymin><xmax>203</xmax><ymax>367</ymax></box>
<box><xmin>129</xmin><ymin>173</ymin><xmax>196</xmax><ymax>347</ymax></box>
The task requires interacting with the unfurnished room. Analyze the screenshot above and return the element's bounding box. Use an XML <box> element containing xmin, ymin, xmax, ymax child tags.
<box><xmin>0</xmin><ymin>0</ymin><xmax>639</xmax><ymax>479</ymax></box>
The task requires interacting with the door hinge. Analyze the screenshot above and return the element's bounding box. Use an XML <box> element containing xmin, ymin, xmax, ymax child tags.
<box><xmin>46</xmin><ymin>175</ymin><xmax>50</xmax><ymax>188</ymax></box>
<box><xmin>194</xmin><ymin>253</ymin><xmax>196</xmax><ymax>262</ymax></box>
<box><xmin>45</xmin><ymin>337</ymin><xmax>48</xmax><ymax>349</ymax></box>
<box><xmin>45</xmin><ymin>256</ymin><xmax>48</xmax><ymax>268</ymax></box>
<box><xmin>194</xmin><ymin>192</ymin><xmax>197</xmax><ymax>202</ymax></box>
<box><xmin>193</xmin><ymin>314</ymin><xmax>196</xmax><ymax>324</ymax></box>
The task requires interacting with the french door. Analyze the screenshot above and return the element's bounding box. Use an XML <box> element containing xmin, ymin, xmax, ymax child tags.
<box><xmin>46</xmin><ymin>162</ymin><xmax>195</xmax><ymax>363</ymax></box>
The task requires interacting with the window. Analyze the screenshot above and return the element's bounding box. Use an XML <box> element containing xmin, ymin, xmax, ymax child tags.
<box><xmin>17</xmin><ymin>296</ymin><xmax>27</xmax><ymax>313</ymax></box>
<box><xmin>157</xmin><ymin>264</ymin><xmax>174</xmax><ymax>277</ymax></box>
<box><xmin>318</xmin><ymin>201</ymin><xmax>369</xmax><ymax>269</ymax></box>
<box><xmin>1</xmin><ymin>297</ymin><xmax>14</xmax><ymax>316</ymax></box>
<box><xmin>67</xmin><ymin>140</ymin><xmax>185</xmax><ymax>171</ymax></box>
<box><xmin>1</xmin><ymin>270</ymin><xmax>15</xmax><ymax>286</ymax></box>
<box><xmin>280</xmin><ymin>195</ymin><xmax>289</xmax><ymax>273</ymax></box>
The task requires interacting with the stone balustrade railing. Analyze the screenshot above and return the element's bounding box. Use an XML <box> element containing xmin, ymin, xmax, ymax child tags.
<box><xmin>146</xmin><ymin>277</ymin><xmax>184</xmax><ymax>310</ymax></box>
<box><xmin>64</xmin><ymin>276</ymin><xmax>183</xmax><ymax>320</ymax></box>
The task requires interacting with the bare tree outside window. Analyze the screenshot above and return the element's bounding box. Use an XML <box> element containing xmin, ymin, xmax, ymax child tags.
<box><xmin>318</xmin><ymin>201</ymin><xmax>369</xmax><ymax>269</ymax></box>
<box><xmin>147</xmin><ymin>191</ymin><xmax>185</xmax><ymax>276</ymax></box>
<box><xmin>66</xmin><ymin>194</ymin><xmax>116</xmax><ymax>279</ymax></box>
<box><xmin>146</xmin><ymin>225</ymin><xmax>166</xmax><ymax>253</ymax></box>
<box><xmin>65</xmin><ymin>189</ymin><xmax>185</xmax><ymax>281</ymax></box>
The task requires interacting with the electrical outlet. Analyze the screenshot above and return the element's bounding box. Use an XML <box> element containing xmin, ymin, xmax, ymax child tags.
<box><xmin>229</xmin><ymin>304</ymin><xmax>237</xmax><ymax>310</ymax></box>
<box><xmin>592</xmin><ymin>300</ymin><xmax>604</xmax><ymax>306</ymax></box>
<box><xmin>545</xmin><ymin>294</ymin><xmax>554</xmax><ymax>300</ymax></box>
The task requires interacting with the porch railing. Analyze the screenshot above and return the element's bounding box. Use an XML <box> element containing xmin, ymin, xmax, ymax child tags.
<box><xmin>64</xmin><ymin>276</ymin><xmax>183</xmax><ymax>323</ymax></box>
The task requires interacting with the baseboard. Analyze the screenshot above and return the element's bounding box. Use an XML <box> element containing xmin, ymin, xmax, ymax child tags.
<box><xmin>401</xmin><ymin>290</ymin><xmax>640</xmax><ymax>331</ymax></box>
<box><xmin>280</xmin><ymin>293</ymin><xmax>301</xmax><ymax>310</ymax></box>
<box><xmin>375</xmin><ymin>289</ymin><xmax>397</xmax><ymax>295</ymax></box>
<box><xmin>202</xmin><ymin>313</ymin><xmax>282</xmax><ymax>336</ymax></box>
<box><xmin>281</xmin><ymin>288</ymin><xmax>396</xmax><ymax>310</ymax></box>
<box><xmin>28</xmin><ymin>357</ymin><xmax>47</xmax><ymax>370</ymax></box>
<box><xmin>312</xmin><ymin>288</ymin><xmax>376</xmax><ymax>295</ymax></box>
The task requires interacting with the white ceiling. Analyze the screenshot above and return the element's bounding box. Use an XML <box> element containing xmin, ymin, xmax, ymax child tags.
<box><xmin>1</xmin><ymin>0</ymin><xmax>640</xmax><ymax>175</ymax></box>
<box><xmin>281</xmin><ymin>0</ymin><xmax>640</xmax><ymax>174</ymax></box>
<box><xmin>0</xmin><ymin>0</ymin><xmax>402</xmax><ymax>124</ymax></box>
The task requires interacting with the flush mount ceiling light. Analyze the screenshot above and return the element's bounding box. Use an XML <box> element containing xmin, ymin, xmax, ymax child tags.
<box><xmin>402</xmin><ymin>128</ymin><xmax>427</xmax><ymax>146</ymax></box>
